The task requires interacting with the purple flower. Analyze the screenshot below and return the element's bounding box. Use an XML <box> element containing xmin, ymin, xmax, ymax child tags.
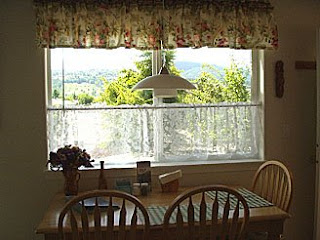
<box><xmin>47</xmin><ymin>145</ymin><xmax>94</xmax><ymax>171</ymax></box>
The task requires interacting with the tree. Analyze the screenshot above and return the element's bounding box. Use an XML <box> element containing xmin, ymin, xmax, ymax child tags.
<box><xmin>99</xmin><ymin>69</ymin><xmax>149</xmax><ymax>105</ymax></box>
<box><xmin>52</xmin><ymin>89</ymin><xmax>60</xmax><ymax>98</ymax></box>
<box><xmin>99</xmin><ymin>50</ymin><xmax>250</xmax><ymax>105</ymax></box>
<box><xmin>99</xmin><ymin>50</ymin><xmax>180</xmax><ymax>105</ymax></box>
<box><xmin>223</xmin><ymin>61</ymin><xmax>250</xmax><ymax>102</ymax></box>
<box><xmin>178</xmin><ymin>64</ymin><xmax>225</xmax><ymax>103</ymax></box>
<box><xmin>77</xmin><ymin>93</ymin><xmax>94</xmax><ymax>105</ymax></box>
<box><xmin>134</xmin><ymin>50</ymin><xmax>181</xmax><ymax>78</ymax></box>
<box><xmin>178</xmin><ymin>62</ymin><xmax>250</xmax><ymax>104</ymax></box>
<box><xmin>135</xmin><ymin>51</ymin><xmax>152</xmax><ymax>78</ymax></box>
<box><xmin>163</xmin><ymin>50</ymin><xmax>181</xmax><ymax>76</ymax></box>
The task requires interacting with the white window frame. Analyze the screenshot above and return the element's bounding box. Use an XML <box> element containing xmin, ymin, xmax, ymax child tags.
<box><xmin>45</xmin><ymin>48</ymin><xmax>264</xmax><ymax>166</ymax></box>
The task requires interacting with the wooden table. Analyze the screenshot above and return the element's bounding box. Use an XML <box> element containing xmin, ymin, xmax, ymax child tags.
<box><xmin>36</xmin><ymin>188</ymin><xmax>290</xmax><ymax>240</ymax></box>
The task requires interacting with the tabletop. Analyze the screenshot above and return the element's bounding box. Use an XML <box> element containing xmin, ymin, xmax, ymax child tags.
<box><xmin>36</xmin><ymin>187</ymin><xmax>290</xmax><ymax>240</ymax></box>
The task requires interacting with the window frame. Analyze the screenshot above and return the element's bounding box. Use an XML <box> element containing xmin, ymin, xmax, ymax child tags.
<box><xmin>44</xmin><ymin>48</ymin><xmax>264</xmax><ymax>166</ymax></box>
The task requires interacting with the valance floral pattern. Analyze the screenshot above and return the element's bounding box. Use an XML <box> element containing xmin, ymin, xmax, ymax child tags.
<box><xmin>33</xmin><ymin>0</ymin><xmax>278</xmax><ymax>50</ymax></box>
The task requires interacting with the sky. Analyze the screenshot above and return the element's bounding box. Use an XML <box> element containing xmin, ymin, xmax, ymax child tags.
<box><xmin>50</xmin><ymin>47</ymin><xmax>252</xmax><ymax>71</ymax></box>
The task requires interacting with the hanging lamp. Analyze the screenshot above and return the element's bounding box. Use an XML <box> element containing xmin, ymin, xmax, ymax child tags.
<box><xmin>132</xmin><ymin>62</ymin><xmax>196</xmax><ymax>98</ymax></box>
<box><xmin>132</xmin><ymin>0</ymin><xmax>195</xmax><ymax>98</ymax></box>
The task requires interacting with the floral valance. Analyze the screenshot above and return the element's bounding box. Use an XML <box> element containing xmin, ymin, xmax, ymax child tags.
<box><xmin>33</xmin><ymin>0</ymin><xmax>278</xmax><ymax>50</ymax></box>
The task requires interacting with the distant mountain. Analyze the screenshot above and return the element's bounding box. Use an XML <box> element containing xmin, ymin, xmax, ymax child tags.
<box><xmin>175</xmin><ymin>61</ymin><xmax>202</xmax><ymax>72</ymax></box>
<box><xmin>52</xmin><ymin>61</ymin><xmax>251</xmax><ymax>87</ymax></box>
<box><xmin>175</xmin><ymin>61</ymin><xmax>225</xmax><ymax>80</ymax></box>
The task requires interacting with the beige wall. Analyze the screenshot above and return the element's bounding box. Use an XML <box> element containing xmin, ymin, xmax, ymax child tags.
<box><xmin>265</xmin><ymin>1</ymin><xmax>319</xmax><ymax>239</ymax></box>
<box><xmin>0</xmin><ymin>0</ymin><xmax>319</xmax><ymax>239</ymax></box>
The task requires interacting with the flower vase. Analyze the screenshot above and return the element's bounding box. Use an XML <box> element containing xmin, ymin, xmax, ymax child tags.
<box><xmin>63</xmin><ymin>168</ymin><xmax>80</xmax><ymax>196</ymax></box>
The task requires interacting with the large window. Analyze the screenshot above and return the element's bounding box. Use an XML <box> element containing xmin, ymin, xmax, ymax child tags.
<box><xmin>46</xmin><ymin>48</ymin><xmax>263</xmax><ymax>166</ymax></box>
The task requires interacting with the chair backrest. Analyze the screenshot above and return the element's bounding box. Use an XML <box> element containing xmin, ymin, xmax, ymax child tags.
<box><xmin>163</xmin><ymin>185</ymin><xmax>250</xmax><ymax>240</ymax></box>
<box><xmin>251</xmin><ymin>160</ymin><xmax>293</xmax><ymax>212</ymax></box>
<box><xmin>58</xmin><ymin>190</ymin><xmax>150</xmax><ymax>240</ymax></box>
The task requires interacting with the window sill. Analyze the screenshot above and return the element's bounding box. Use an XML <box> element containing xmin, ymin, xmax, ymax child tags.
<box><xmin>44</xmin><ymin>159</ymin><xmax>264</xmax><ymax>180</ymax></box>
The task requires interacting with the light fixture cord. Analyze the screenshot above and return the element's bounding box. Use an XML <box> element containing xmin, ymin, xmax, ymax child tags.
<box><xmin>161</xmin><ymin>40</ymin><xmax>166</xmax><ymax>68</ymax></box>
<box><xmin>161</xmin><ymin>0</ymin><xmax>166</xmax><ymax>68</ymax></box>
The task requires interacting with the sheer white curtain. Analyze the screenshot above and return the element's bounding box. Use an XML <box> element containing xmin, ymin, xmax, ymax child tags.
<box><xmin>47</xmin><ymin>103</ymin><xmax>261</xmax><ymax>164</ymax></box>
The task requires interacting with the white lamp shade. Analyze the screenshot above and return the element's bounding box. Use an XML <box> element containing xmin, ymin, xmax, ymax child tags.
<box><xmin>133</xmin><ymin>74</ymin><xmax>196</xmax><ymax>90</ymax></box>
<box><xmin>153</xmin><ymin>89</ymin><xmax>178</xmax><ymax>98</ymax></box>
<box><xmin>132</xmin><ymin>65</ymin><xmax>196</xmax><ymax>97</ymax></box>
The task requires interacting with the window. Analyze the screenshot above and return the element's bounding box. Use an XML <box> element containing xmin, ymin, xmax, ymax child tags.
<box><xmin>46</xmin><ymin>48</ymin><xmax>263</xmax><ymax>166</ymax></box>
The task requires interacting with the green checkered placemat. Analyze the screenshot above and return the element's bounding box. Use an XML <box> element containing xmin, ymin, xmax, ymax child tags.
<box><xmin>138</xmin><ymin>188</ymin><xmax>273</xmax><ymax>226</ymax></box>
<box><xmin>139</xmin><ymin>204</ymin><xmax>222</xmax><ymax>226</ymax></box>
<box><xmin>206</xmin><ymin>188</ymin><xmax>274</xmax><ymax>210</ymax></box>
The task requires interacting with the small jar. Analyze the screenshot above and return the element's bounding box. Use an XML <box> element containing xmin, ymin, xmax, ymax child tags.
<box><xmin>132</xmin><ymin>183</ymin><xmax>141</xmax><ymax>196</ymax></box>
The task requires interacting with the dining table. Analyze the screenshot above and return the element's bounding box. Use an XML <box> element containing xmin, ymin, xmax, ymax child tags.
<box><xmin>36</xmin><ymin>186</ymin><xmax>290</xmax><ymax>240</ymax></box>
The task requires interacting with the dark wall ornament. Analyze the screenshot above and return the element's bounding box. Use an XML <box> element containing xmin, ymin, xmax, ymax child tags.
<box><xmin>275</xmin><ymin>60</ymin><xmax>284</xmax><ymax>98</ymax></box>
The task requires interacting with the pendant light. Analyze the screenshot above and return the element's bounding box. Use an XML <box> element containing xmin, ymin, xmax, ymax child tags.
<box><xmin>132</xmin><ymin>0</ymin><xmax>196</xmax><ymax>98</ymax></box>
<box><xmin>132</xmin><ymin>61</ymin><xmax>196</xmax><ymax>98</ymax></box>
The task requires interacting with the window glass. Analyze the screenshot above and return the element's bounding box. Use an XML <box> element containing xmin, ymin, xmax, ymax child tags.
<box><xmin>47</xmin><ymin>48</ymin><xmax>262</xmax><ymax>166</ymax></box>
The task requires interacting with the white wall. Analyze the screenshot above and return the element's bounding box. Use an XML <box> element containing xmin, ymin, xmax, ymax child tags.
<box><xmin>0</xmin><ymin>0</ymin><xmax>319</xmax><ymax>239</ymax></box>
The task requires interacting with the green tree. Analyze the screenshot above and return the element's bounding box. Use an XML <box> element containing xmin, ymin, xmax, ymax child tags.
<box><xmin>223</xmin><ymin>61</ymin><xmax>250</xmax><ymax>102</ymax></box>
<box><xmin>77</xmin><ymin>93</ymin><xmax>94</xmax><ymax>105</ymax></box>
<box><xmin>178</xmin><ymin>62</ymin><xmax>250</xmax><ymax>104</ymax></box>
<box><xmin>178</xmin><ymin>64</ymin><xmax>224</xmax><ymax>103</ymax></box>
<box><xmin>100</xmin><ymin>69</ymin><xmax>149</xmax><ymax>105</ymax></box>
<box><xmin>99</xmin><ymin>51</ymin><xmax>249</xmax><ymax>105</ymax></box>
<box><xmin>163</xmin><ymin>50</ymin><xmax>181</xmax><ymax>76</ymax></box>
<box><xmin>99</xmin><ymin>50</ymin><xmax>179</xmax><ymax>105</ymax></box>
<box><xmin>134</xmin><ymin>50</ymin><xmax>181</xmax><ymax>78</ymax></box>
<box><xmin>52</xmin><ymin>89</ymin><xmax>60</xmax><ymax>98</ymax></box>
<box><xmin>135</xmin><ymin>51</ymin><xmax>152</xmax><ymax>78</ymax></box>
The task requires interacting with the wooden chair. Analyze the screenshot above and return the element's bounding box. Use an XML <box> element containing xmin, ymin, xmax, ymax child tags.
<box><xmin>251</xmin><ymin>160</ymin><xmax>293</xmax><ymax>212</ymax></box>
<box><xmin>247</xmin><ymin>160</ymin><xmax>293</xmax><ymax>240</ymax></box>
<box><xmin>163</xmin><ymin>185</ymin><xmax>250</xmax><ymax>240</ymax></box>
<box><xmin>58</xmin><ymin>190</ymin><xmax>150</xmax><ymax>240</ymax></box>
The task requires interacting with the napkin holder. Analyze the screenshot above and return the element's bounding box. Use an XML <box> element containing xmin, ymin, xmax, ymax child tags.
<box><xmin>158</xmin><ymin>170</ymin><xmax>182</xmax><ymax>192</ymax></box>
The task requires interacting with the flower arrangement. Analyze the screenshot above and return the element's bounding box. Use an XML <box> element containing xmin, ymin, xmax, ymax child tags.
<box><xmin>47</xmin><ymin>145</ymin><xmax>94</xmax><ymax>171</ymax></box>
